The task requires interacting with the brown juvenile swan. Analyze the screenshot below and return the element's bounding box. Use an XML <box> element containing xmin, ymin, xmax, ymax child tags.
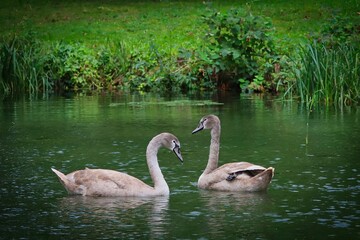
<box><xmin>52</xmin><ymin>133</ymin><xmax>183</xmax><ymax>197</ymax></box>
<box><xmin>192</xmin><ymin>115</ymin><xmax>274</xmax><ymax>192</ymax></box>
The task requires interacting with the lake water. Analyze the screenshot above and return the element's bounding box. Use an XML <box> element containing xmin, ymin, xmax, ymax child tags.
<box><xmin>0</xmin><ymin>92</ymin><xmax>359</xmax><ymax>239</ymax></box>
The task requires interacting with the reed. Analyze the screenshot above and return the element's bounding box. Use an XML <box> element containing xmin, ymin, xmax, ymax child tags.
<box><xmin>0</xmin><ymin>36</ymin><xmax>53</xmax><ymax>96</ymax></box>
<box><xmin>294</xmin><ymin>42</ymin><xmax>359</xmax><ymax>107</ymax></box>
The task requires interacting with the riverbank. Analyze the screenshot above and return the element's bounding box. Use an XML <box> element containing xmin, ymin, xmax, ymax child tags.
<box><xmin>0</xmin><ymin>0</ymin><xmax>359</xmax><ymax>105</ymax></box>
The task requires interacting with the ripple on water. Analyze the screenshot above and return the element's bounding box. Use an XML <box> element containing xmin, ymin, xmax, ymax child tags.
<box><xmin>187</xmin><ymin>211</ymin><xmax>202</xmax><ymax>217</ymax></box>
<box><xmin>321</xmin><ymin>183</ymin><xmax>360</xmax><ymax>193</ymax></box>
<box><xmin>264</xmin><ymin>213</ymin><xmax>292</xmax><ymax>223</ymax></box>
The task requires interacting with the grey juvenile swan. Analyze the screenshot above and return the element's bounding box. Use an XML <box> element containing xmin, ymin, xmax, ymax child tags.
<box><xmin>52</xmin><ymin>133</ymin><xmax>183</xmax><ymax>197</ymax></box>
<box><xmin>192</xmin><ymin>115</ymin><xmax>274</xmax><ymax>192</ymax></box>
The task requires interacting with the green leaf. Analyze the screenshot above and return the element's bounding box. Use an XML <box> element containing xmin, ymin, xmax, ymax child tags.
<box><xmin>232</xmin><ymin>49</ymin><xmax>241</xmax><ymax>59</ymax></box>
<box><xmin>220</xmin><ymin>48</ymin><xmax>231</xmax><ymax>57</ymax></box>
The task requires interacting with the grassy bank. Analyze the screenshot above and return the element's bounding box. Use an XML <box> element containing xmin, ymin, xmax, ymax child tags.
<box><xmin>2</xmin><ymin>0</ymin><xmax>357</xmax><ymax>48</ymax></box>
<box><xmin>0</xmin><ymin>0</ymin><xmax>359</xmax><ymax>105</ymax></box>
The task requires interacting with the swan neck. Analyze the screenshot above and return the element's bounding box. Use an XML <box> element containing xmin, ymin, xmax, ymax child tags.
<box><xmin>146</xmin><ymin>140</ymin><xmax>169</xmax><ymax>194</ymax></box>
<box><xmin>205</xmin><ymin>124</ymin><xmax>220</xmax><ymax>174</ymax></box>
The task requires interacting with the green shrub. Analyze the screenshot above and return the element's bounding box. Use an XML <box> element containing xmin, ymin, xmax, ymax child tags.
<box><xmin>315</xmin><ymin>15</ymin><xmax>360</xmax><ymax>49</ymax></box>
<box><xmin>202</xmin><ymin>8</ymin><xmax>278</xmax><ymax>91</ymax></box>
<box><xmin>96</xmin><ymin>41</ymin><xmax>129</xmax><ymax>89</ymax></box>
<box><xmin>124</xmin><ymin>44</ymin><xmax>199</xmax><ymax>93</ymax></box>
<box><xmin>48</xmin><ymin>42</ymin><xmax>100</xmax><ymax>90</ymax></box>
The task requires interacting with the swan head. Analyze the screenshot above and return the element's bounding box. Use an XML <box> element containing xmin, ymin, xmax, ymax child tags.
<box><xmin>192</xmin><ymin>115</ymin><xmax>220</xmax><ymax>134</ymax></box>
<box><xmin>159</xmin><ymin>133</ymin><xmax>183</xmax><ymax>163</ymax></box>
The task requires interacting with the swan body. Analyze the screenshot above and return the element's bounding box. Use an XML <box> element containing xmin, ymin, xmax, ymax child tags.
<box><xmin>52</xmin><ymin>132</ymin><xmax>183</xmax><ymax>197</ymax></box>
<box><xmin>192</xmin><ymin>115</ymin><xmax>274</xmax><ymax>192</ymax></box>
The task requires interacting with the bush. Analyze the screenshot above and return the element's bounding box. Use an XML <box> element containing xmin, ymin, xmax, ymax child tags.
<box><xmin>96</xmin><ymin>41</ymin><xmax>129</xmax><ymax>88</ymax></box>
<box><xmin>46</xmin><ymin>42</ymin><xmax>100</xmax><ymax>90</ymax></box>
<box><xmin>125</xmin><ymin>44</ymin><xmax>201</xmax><ymax>93</ymax></box>
<box><xmin>315</xmin><ymin>15</ymin><xmax>360</xmax><ymax>49</ymax></box>
<box><xmin>202</xmin><ymin>8</ymin><xmax>278</xmax><ymax>92</ymax></box>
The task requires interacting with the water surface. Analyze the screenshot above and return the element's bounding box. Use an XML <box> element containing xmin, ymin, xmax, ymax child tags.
<box><xmin>0</xmin><ymin>92</ymin><xmax>359</xmax><ymax>239</ymax></box>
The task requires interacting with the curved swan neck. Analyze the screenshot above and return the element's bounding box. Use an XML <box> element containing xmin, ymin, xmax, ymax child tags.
<box><xmin>146</xmin><ymin>138</ymin><xmax>169</xmax><ymax>194</ymax></box>
<box><xmin>204</xmin><ymin>123</ymin><xmax>221</xmax><ymax>174</ymax></box>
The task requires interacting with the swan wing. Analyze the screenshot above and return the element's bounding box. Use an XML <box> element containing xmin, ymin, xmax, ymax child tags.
<box><xmin>229</xmin><ymin>161</ymin><xmax>265</xmax><ymax>171</ymax></box>
<box><xmin>198</xmin><ymin>162</ymin><xmax>268</xmax><ymax>187</ymax></box>
<box><xmin>199</xmin><ymin>163</ymin><xmax>274</xmax><ymax>191</ymax></box>
<box><xmin>59</xmin><ymin>168</ymin><xmax>153</xmax><ymax>196</ymax></box>
<box><xmin>217</xmin><ymin>162</ymin><xmax>266</xmax><ymax>176</ymax></box>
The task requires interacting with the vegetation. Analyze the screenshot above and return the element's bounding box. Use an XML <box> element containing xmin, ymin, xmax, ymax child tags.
<box><xmin>291</xmin><ymin>43</ymin><xmax>359</xmax><ymax>107</ymax></box>
<box><xmin>201</xmin><ymin>8</ymin><xmax>278</xmax><ymax>92</ymax></box>
<box><xmin>288</xmin><ymin>15</ymin><xmax>360</xmax><ymax>106</ymax></box>
<box><xmin>0</xmin><ymin>35</ymin><xmax>51</xmax><ymax>95</ymax></box>
<box><xmin>0</xmin><ymin>0</ymin><xmax>359</xmax><ymax>106</ymax></box>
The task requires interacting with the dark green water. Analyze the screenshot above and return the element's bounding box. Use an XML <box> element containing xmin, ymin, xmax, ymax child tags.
<box><xmin>1</xmin><ymin>92</ymin><xmax>359</xmax><ymax>239</ymax></box>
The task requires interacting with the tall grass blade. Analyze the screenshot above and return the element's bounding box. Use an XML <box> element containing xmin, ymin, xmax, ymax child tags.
<box><xmin>293</xmin><ymin>41</ymin><xmax>359</xmax><ymax>108</ymax></box>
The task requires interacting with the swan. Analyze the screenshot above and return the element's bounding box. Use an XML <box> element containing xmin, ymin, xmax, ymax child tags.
<box><xmin>51</xmin><ymin>132</ymin><xmax>183</xmax><ymax>197</ymax></box>
<box><xmin>192</xmin><ymin>115</ymin><xmax>274</xmax><ymax>192</ymax></box>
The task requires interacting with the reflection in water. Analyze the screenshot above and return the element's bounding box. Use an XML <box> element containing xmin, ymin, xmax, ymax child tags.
<box><xmin>198</xmin><ymin>190</ymin><xmax>270</xmax><ymax>238</ymax></box>
<box><xmin>199</xmin><ymin>190</ymin><xmax>270</xmax><ymax>208</ymax></box>
<box><xmin>59</xmin><ymin>195</ymin><xmax>169</xmax><ymax>238</ymax></box>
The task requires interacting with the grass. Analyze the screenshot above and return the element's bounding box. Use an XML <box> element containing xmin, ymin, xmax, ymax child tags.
<box><xmin>1</xmin><ymin>0</ymin><xmax>358</xmax><ymax>50</ymax></box>
<box><xmin>0</xmin><ymin>0</ymin><xmax>206</xmax><ymax>53</ymax></box>
<box><xmin>0</xmin><ymin>36</ymin><xmax>49</xmax><ymax>95</ymax></box>
<box><xmin>293</xmin><ymin>42</ymin><xmax>359</xmax><ymax>107</ymax></box>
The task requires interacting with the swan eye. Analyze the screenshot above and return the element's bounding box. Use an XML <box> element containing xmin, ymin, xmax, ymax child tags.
<box><xmin>201</xmin><ymin>118</ymin><xmax>207</xmax><ymax>126</ymax></box>
<box><xmin>172</xmin><ymin>140</ymin><xmax>180</xmax><ymax>149</ymax></box>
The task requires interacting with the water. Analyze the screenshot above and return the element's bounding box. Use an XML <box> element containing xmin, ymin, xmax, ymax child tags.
<box><xmin>0</xmin><ymin>92</ymin><xmax>359</xmax><ymax>239</ymax></box>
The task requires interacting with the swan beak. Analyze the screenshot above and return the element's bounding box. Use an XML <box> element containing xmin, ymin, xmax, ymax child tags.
<box><xmin>173</xmin><ymin>146</ymin><xmax>183</xmax><ymax>163</ymax></box>
<box><xmin>192</xmin><ymin>123</ymin><xmax>204</xmax><ymax>134</ymax></box>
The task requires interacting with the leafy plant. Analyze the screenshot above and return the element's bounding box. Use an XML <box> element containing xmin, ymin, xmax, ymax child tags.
<box><xmin>50</xmin><ymin>43</ymin><xmax>100</xmax><ymax>90</ymax></box>
<box><xmin>202</xmin><ymin>8</ymin><xmax>278</xmax><ymax>91</ymax></box>
<box><xmin>315</xmin><ymin>15</ymin><xmax>360</xmax><ymax>49</ymax></box>
<box><xmin>96</xmin><ymin>41</ymin><xmax>129</xmax><ymax>89</ymax></box>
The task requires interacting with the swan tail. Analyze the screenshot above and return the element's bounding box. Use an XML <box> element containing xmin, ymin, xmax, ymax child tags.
<box><xmin>265</xmin><ymin>167</ymin><xmax>275</xmax><ymax>179</ymax></box>
<box><xmin>255</xmin><ymin>167</ymin><xmax>274</xmax><ymax>181</ymax></box>
<box><xmin>51</xmin><ymin>168</ymin><xmax>69</xmax><ymax>183</ymax></box>
<box><xmin>51</xmin><ymin>168</ymin><xmax>84</xmax><ymax>195</ymax></box>
<box><xmin>247</xmin><ymin>167</ymin><xmax>275</xmax><ymax>191</ymax></box>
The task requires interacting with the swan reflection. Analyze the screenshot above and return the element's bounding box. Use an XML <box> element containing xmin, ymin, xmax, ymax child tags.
<box><xmin>199</xmin><ymin>190</ymin><xmax>271</xmax><ymax>238</ymax></box>
<box><xmin>59</xmin><ymin>195</ymin><xmax>169</xmax><ymax>238</ymax></box>
<box><xmin>200</xmin><ymin>190</ymin><xmax>270</xmax><ymax>209</ymax></box>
